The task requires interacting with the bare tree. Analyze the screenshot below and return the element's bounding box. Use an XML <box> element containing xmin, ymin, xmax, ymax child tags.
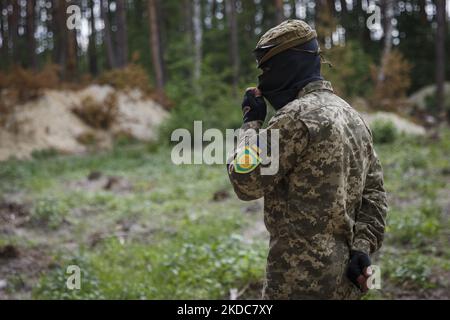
<box><xmin>148</xmin><ymin>0</ymin><xmax>166</xmax><ymax>91</ymax></box>
<box><xmin>226</xmin><ymin>0</ymin><xmax>240</xmax><ymax>97</ymax></box>
<box><xmin>116</xmin><ymin>0</ymin><xmax>128</xmax><ymax>67</ymax></box>
<box><xmin>88</xmin><ymin>0</ymin><xmax>98</xmax><ymax>75</ymax></box>
<box><xmin>275</xmin><ymin>0</ymin><xmax>285</xmax><ymax>24</ymax></box>
<box><xmin>418</xmin><ymin>0</ymin><xmax>428</xmax><ymax>25</ymax></box>
<box><xmin>378</xmin><ymin>0</ymin><xmax>394</xmax><ymax>83</ymax></box>
<box><xmin>183</xmin><ymin>0</ymin><xmax>193</xmax><ymax>76</ymax></box>
<box><xmin>8</xmin><ymin>0</ymin><xmax>19</xmax><ymax>64</ymax></box>
<box><xmin>435</xmin><ymin>0</ymin><xmax>446</xmax><ymax>120</ymax></box>
<box><xmin>51</xmin><ymin>0</ymin><xmax>77</xmax><ymax>78</ymax></box>
<box><xmin>67</xmin><ymin>19</ymin><xmax>78</xmax><ymax>79</ymax></box>
<box><xmin>101</xmin><ymin>0</ymin><xmax>117</xmax><ymax>68</ymax></box>
<box><xmin>51</xmin><ymin>0</ymin><xmax>65</xmax><ymax>67</ymax></box>
<box><xmin>26</xmin><ymin>0</ymin><xmax>37</xmax><ymax>69</ymax></box>
<box><xmin>0</xmin><ymin>0</ymin><xmax>9</xmax><ymax>68</ymax></box>
<box><xmin>193</xmin><ymin>0</ymin><xmax>202</xmax><ymax>81</ymax></box>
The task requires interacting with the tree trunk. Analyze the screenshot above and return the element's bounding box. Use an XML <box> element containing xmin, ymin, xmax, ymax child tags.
<box><xmin>116</xmin><ymin>0</ymin><xmax>128</xmax><ymax>68</ymax></box>
<box><xmin>435</xmin><ymin>0</ymin><xmax>446</xmax><ymax>120</ymax></box>
<box><xmin>0</xmin><ymin>0</ymin><xmax>9</xmax><ymax>69</ymax></box>
<box><xmin>290</xmin><ymin>0</ymin><xmax>297</xmax><ymax>19</ymax></box>
<box><xmin>418</xmin><ymin>0</ymin><xmax>428</xmax><ymax>25</ymax></box>
<box><xmin>378</xmin><ymin>0</ymin><xmax>394</xmax><ymax>83</ymax></box>
<box><xmin>51</xmin><ymin>0</ymin><xmax>64</xmax><ymax>67</ymax></box>
<box><xmin>183</xmin><ymin>0</ymin><xmax>193</xmax><ymax>34</ymax></box>
<box><xmin>101</xmin><ymin>0</ymin><xmax>117</xmax><ymax>69</ymax></box>
<box><xmin>192</xmin><ymin>0</ymin><xmax>203</xmax><ymax>81</ymax></box>
<box><xmin>226</xmin><ymin>0</ymin><xmax>240</xmax><ymax>97</ymax></box>
<box><xmin>67</xmin><ymin>23</ymin><xmax>78</xmax><ymax>79</ymax></box>
<box><xmin>275</xmin><ymin>0</ymin><xmax>284</xmax><ymax>24</ymax></box>
<box><xmin>26</xmin><ymin>0</ymin><xmax>37</xmax><ymax>70</ymax></box>
<box><xmin>148</xmin><ymin>0</ymin><xmax>165</xmax><ymax>91</ymax></box>
<box><xmin>88</xmin><ymin>0</ymin><xmax>98</xmax><ymax>75</ymax></box>
<box><xmin>8</xmin><ymin>0</ymin><xmax>19</xmax><ymax>65</ymax></box>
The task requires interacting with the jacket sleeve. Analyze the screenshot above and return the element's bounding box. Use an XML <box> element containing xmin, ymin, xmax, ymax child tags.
<box><xmin>227</xmin><ymin>113</ymin><xmax>309</xmax><ymax>201</ymax></box>
<box><xmin>352</xmin><ymin>149</ymin><xmax>388</xmax><ymax>255</ymax></box>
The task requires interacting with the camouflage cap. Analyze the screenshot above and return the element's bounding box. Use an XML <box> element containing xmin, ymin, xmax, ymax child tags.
<box><xmin>255</xmin><ymin>19</ymin><xmax>317</xmax><ymax>67</ymax></box>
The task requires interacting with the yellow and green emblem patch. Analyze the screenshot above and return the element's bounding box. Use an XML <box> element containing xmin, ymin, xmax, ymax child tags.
<box><xmin>234</xmin><ymin>145</ymin><xmax>261</xmax><ymax>174</ymax></box>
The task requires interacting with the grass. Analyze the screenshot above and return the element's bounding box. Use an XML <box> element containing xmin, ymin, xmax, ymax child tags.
<box><xmin>0</xmin><ymin>144</ymin><xmax>267</xmax><ymax>299</ymax></box>
<box><xmin>372</xmin><ymin>129</ymin><xmax>450</xmax><ymax>296</ymax></box>
<box><xmin>1</xmin><ymin>127</ymin><xmax>449</xmax><ymax>300</ymax></box>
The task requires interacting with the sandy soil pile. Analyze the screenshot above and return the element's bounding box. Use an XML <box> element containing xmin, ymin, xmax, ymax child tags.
<box><xmin>408</xmin><ymin>82</ymin><xmax>450</xmax><ymax>111</ymax></box>
<box><xmin>0</xmin><ymin>85</ymin><xmax>168</xmax><ymax>161</ymax></box>
<box><xmin>362</xmin><ymin>111</ymin><xmax>426</xmax><ymax>136</ymax></box>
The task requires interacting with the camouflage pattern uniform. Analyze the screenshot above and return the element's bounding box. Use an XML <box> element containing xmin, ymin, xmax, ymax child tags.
<box><xmin>227</xmin><ymin>21</ymin><xmax>388</xmax><ymax>300</ymax></box>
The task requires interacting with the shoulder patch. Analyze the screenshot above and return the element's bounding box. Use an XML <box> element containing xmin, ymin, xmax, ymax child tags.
<box><xmin>234</xmin><ymin>145</ymin><xmax>261</xmax><ymax>174</ymax></box>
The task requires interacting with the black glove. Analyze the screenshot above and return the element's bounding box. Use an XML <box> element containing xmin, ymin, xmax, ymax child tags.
<box><xmin>241</xmin><ymin>89</ymin><xmax>267</xmax><ymax>123</ymax></box>
<box><xmin>347</xmin><ymin>250</ymin><xmax>372</xmax><ymax>291</ymax></box>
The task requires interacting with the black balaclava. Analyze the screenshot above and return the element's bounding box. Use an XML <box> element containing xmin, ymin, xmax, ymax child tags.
<box><xmin>256</xmin><ymin>38</ymin><xmax>323</xmax><ymax>110</ymax></box>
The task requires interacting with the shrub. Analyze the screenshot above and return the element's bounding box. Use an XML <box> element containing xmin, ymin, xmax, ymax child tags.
<box><xmin>0</xmin><ymin>64</ymin><xmax>60</xmax><ymax>102</ymax></box>
<box><xmin>34</xmin><ymin>235</ymin><xmax>265</xmax><ymax>299</ymax></box>
<box><xmin>31</xmin><ymin>149</ymin><xmax>59</xmax><ymax>160</ymax></box>
<box><xmin>322</xmin><ymin>41</ymin><xmax>373</xmax><ymax>99</ymax></box>
<box><xmin>31</xmin><ymin>197</ymin><xmax>69</xmax><ymax>229</ymax></box>
<box><xmin>387</xmin><ymin>208</ymin><xmax>441</xmax><ymax>246</ymax></box>
<box><xmin>424</xmin><ymin>92</ymin><xmax>450</xmax><ymax>115</ymax></box>
<box><xmin>370</xmin><ymin>50</ymin><xmax>412</xmax><ymax>110</ymax></box>
<box><xmin>72</xmin><ymin>94</ymin><xmax>118</xmax><ymax>130</ymax></box>
<box><xmin>97</xmin><ymin>64</ymin><xmax>172</xmax><ymax>110</ymax></box>
<box><xmin>371</xmin><ymin>120</ymin><xmax>398</xmax><ymax>144</ymax></box>
<box><xmin>159</xmin><ymin>71</ymin><xmax>242</xmax><ymax>144</ymax></box>
<box><xmin>0</xmin><ymin>65</ymin><xmax>61</xmax><ymax>123</ymax></box>
<box><xmin>382</xmin><ymin>252</ymin><xmax>435</xmax><ymax>288</ymax></box>
<box><xmin>98</xmin><ymin>64</ymin><xmax>151</xmax><ymax>93</ymax></box>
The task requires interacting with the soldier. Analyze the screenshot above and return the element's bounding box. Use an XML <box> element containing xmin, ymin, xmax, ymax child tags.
<box><xmin>227</xmin><ymin>20</ymin><xmax>388</xmax><ymax>300</ymax></box>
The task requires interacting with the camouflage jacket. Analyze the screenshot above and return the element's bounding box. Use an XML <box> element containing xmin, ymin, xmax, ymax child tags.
<box><xmin>227</xmin><ymin>80</ymin><xmax>388</xmax><ymax>299</ymax></box>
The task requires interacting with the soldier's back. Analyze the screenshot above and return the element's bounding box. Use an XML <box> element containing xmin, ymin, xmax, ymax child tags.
<box><xmin>263</xmin><ymin>81</ymin><xmax>372</xmax><ymax>300</ymax></box>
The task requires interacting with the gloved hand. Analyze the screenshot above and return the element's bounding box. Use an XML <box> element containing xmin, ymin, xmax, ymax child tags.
<box><xmin>347</xmin><ymin>250</ymin><xmax>373</xmax><ymax>293</ymax></box>
<box><xmin>241</xmin><ymin>88</ymin><xmax>267</xmax><ymax>123</ymax></box>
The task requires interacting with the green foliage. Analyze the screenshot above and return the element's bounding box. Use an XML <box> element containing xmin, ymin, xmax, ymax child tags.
<box><xmin>2</xmin><ymin>124</ymin><xmax>450</xmax><ymax>299</ymax></box>
<box><xmin>382</xmin><ymin>252</ymin><xmax>435</xmax><ymax>288</ymax></box>
<box><xmin>371</xmin><ymin>120</ymin><xmax>399</xmax><ymax>144</ymax></box>
<box><xmin>31</xmin><ymin>149</ymin><xmax>59</xmax><ymax>160</ymax></box>
<box><xmin>322</xmin><ymin>41</ymin><xmax>373</xmax><ymax>98</ymax></box>
<box><xmin>396</xmin><ymin>10</ymin><xmax>450</xmax><ymax>93</ymax></box>
<box><xmin>34</xmin><ymin>256</ymin><xmax>104</xmax><ymax>300</ymax></box>
<box><xmin>375</xmin><ymin>129</ymin><xmax>450</xmax><ymax>295</ymax></box>
<box><xmin>387</xmin><ymin>207</ymin><xmax>441</xmax><ymax>246</ymax></box>
<box><xmin>159</xmin><ymin>71</ymin><xmax>242</xmax><ymax>143</ymax></box>
<box><xmin>425</xmin><ymin>92</ymin><xmax>450</xmax><ymax>115</ymax></box>
<box><xmin>34</xmin><ymin>235</ymin><xmax>265</xmax><ymax>300</ymax></box>
<box><xmin>31</xmin><ymin>197</ymin><xmax>69</xmax><ymax>229</ymax></box>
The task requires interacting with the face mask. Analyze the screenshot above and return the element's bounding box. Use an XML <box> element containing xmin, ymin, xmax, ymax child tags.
<box><xmin>258</xmin><ymin>80</ymin><xmax>300</xmax><ymax>110</ymax></box>
<box><xmin>257</xmin><ymin>39</ymin><xmax>323</xmax><ymax>110</ymax></box>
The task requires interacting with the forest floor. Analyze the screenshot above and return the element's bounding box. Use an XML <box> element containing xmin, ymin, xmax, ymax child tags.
<box><xmin>0</xmin><ymin>129</ymin><xmax>449</xmax><ymax>300</ymax></box>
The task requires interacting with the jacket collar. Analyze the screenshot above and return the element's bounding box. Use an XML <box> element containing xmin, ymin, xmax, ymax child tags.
<box><xmin>297</xmin><ymin>80</ymin><xmax>334</xmax><ymax>98</ymax></box>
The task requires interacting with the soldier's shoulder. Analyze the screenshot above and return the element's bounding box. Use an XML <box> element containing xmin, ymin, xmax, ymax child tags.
<box><xmin>268</xmin><ymin>99</ymin><xmax>303</xmax><ymax>127</ymax></box>
<box><xmin>267</xmin><ymin>102</ymin><xmax>309</xmax><ymax>136</ymax></box>
<box><xmin>299</xmin><ymin>89</ymin><xmax>348</xmax><ymax>108</ymax></box>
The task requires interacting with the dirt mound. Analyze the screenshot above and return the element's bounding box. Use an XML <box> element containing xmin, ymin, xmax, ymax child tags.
<box><xmin>362</xmin><ymin>112</ymin><xmax>426</xmax><ymax>136</ymax></box>
<box><xmin>0</xmin><ymin>85</ymin><xmax>168</xmax><ymax>161</ymax></box>
<box><xmin>409</xmin><ymin>82</ymin><xmax>450</xmax><ymax>111</ymax></box>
